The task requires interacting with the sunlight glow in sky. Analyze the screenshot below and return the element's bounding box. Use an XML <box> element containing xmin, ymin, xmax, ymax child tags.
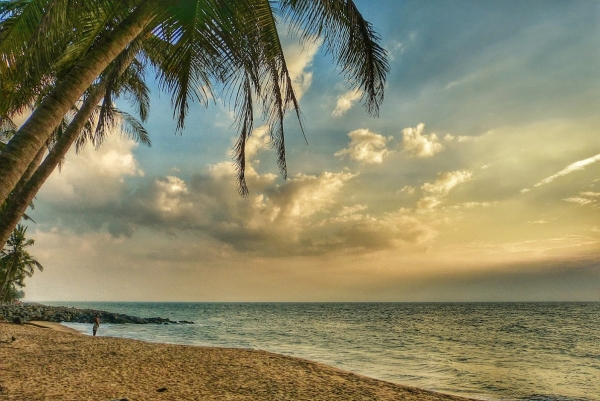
<box><xmin>26</xmin><ymin>0</ymin><xmax>600</xmax><ymax>302</ymax></box>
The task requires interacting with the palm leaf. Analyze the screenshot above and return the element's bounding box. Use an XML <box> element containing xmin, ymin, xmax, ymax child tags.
<box><xmin>280</xmin><ymin>0</ymin><xmax>389</xmax><ymax>116</ymax></box>
<box><xmin>111</xmin><ymin>109</ymin><xmax>151</xmax><ymax>147</ymax></box>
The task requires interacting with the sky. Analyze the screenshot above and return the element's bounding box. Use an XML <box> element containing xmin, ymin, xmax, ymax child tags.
<box><xmin>24</xmin><ymin>0</ymin><xmax>600</xmax><ymax>302</ymax></box>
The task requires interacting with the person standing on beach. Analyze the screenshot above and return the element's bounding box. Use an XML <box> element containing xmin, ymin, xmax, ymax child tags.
<box><xmin>93</xmin><ymin>314</ymin><xmax>100</xmax><ymax>336</ymax></box>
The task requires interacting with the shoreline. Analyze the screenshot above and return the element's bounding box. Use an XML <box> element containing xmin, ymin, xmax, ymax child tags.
<box><xmin>26</xmin><ymin>320</ymin><xmax>82</xmax><ymax>335</ymax></box>
<box><xmin>0</xmin><ymin>321</ymin><xmax>475</xmax><ymax>401</ymax></box>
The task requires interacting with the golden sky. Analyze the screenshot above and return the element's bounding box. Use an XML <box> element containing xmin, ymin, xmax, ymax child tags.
<box><xmin>25</xmin><ymin>0</ymin><xmax>600</xmax><ymax>301</ymax></box>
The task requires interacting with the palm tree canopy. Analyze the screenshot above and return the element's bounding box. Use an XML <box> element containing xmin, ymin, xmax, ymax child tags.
<box><xmin>0</xmin><ymin>0</ymin><xmax>388</xmax><ymax>201</ymax></box>
<box><xmin>0</xmin><ymin>224</ymin><xmax>43</xmax><ymax>302</ymax></box>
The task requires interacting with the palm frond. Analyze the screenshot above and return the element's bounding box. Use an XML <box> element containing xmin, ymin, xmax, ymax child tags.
<box><xmin>94</xmin><ymin>35</ymin><xmax>147</xmax><ymax>144</ymax></box>
<box><xmin>280</xmin><ymin>0</ymin><xmax>389</xmax><ymax>116</ymax></box>
<box><xmin>111</xmin><ymin>108</ymin><xmax>151</xmax><ymax>147</ymax></box>
<box><xmin>151</xmin><ymin>0</ymin><xmax>226</xmax><ymax>131</ymax></box>
<box><xmin>0</xmin><ymin>116</ymin><xmax>17</xmax><ymax>142</ymax></box>
<box><xmin>52</xmin><ymin>5</ymin><xmax>113</xmax><ymax>78</ymax></box>
<box><xmin>232</xmin><ymin>74</ymin><xmax>254</xmax><ymax>196</ymax></box>
<box><xmin>0</xmin><ymin>0</ymin><xmax>49</xmax><ymax>73</ymax></box>
<box><xmin>118</xmin><ymin>59</ymin><xmax>150</xmax><ymax>122</ymax></box>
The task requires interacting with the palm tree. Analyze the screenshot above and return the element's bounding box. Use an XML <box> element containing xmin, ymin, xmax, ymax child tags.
<box><xmin>0</xmin><ymin>0</ymin><xmax>388</xmax><ymax>206</ymax></box>
<box><xmin>0</xmin><ymin>224</ymin><xmax>43</xmax><ymax>304</ymax></box>
<box><xmin>0</xmin><ymin>41</ymin><xmax>151</xmax><ymax>249</ymax></box>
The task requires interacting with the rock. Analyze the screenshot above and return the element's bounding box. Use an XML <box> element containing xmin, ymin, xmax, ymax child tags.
<box><xmin>156</xmin><ymin>387</ymin><xmax>168</xmax><ymax>393</ymax></box>
<box><xmin>12</xmin><ymin>316</ymin><xmax>22</xmax><ymax>325</ymax></box>
<box><xmin>0</xmin><ymin>303</ymin><xmax>193</xmax><ymax>325</ymax></box>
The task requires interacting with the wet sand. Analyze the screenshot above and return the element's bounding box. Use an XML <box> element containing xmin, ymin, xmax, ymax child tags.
<box><xmin>0</xmin><ymin>322</ymin><xmax>473</xmax><ymax>401</ymax></box>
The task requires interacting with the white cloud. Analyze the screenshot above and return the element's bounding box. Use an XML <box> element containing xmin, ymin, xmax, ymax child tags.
<box><xmin>399</xmin><ymin>186</ymin><xmax>416</xmax><ymax>195</ymax></box>
<box><xmin>385</xmin><ymin>39</ymin><xmax>410</xmax><ymax>61</ymax></box>
<box><xmin>452</xmin><ymin>201</ymin><xmax>493</xmax><ymax>209</ymax></box>
<box><xmin>421</xmin><ymin>170</ymin><xmax>473</xmax><ymax>195</ymax></box>
<box><xmin>534</xmin><ymin>153</ymin><xmax>600</xmax><ymax>187</ymax></box>
<box><xmin>401</xmin><ymin>123</ymin><xmax>443</xmax><ymax>158</ymax></box>
<box><xmin>444</xmin><ymin>134</ymin><xmax>477</xmax><ymax>143</ymax></box>
<box><xmin>41</xmin><ymin>135</ymin><xmax>144</xmax><ymax>206</ymax></box>
<box><xmin>417</xmin><ymin>196</ymin><xmax>442</xmax><ymax>210</ymax></box>
<box><xmin>153</xmin><ymin>176</ymin><xmax>191</xmax><ymax>215</ymax></box>
<box><xmin>416</xmin><ymin>170</ymin><xmax>473</xmax><ymax>211</ymax></box>
<box><xmin>332</xmin><ymin>89</ymin><xmax>362</xmax><ymax>117</ymax></box>
<box><xmin>335</xmin><ymin>129</ymin><xmax>391</xmax><ymax>164</ymax></box>
<box><xmin>245</xmin><ymin>125</ymin><xmax>271</xmax><ymax>159</ymax></box>
<box><xmin>564</xmin><ymin>197</ymin><xmax>595</xmax><ymax>206</ymax></box>
<box><xmin>338</xmin><ymin>204</ymin><xmax>368</xmax><ymax>217</ymax></box>
<box><xmin>62</xmin><ymin>157</ymin><xmax>445</xmax><ymax>255</ymax></box>
<box><xmin>266</xmin><ymin>171</ymin><xmax>357</xmax><ymax>222</ymax></box>
<box><xmin>282</xmin><ymin>36</ymin><xmax>322</xmax><ymax>101</ymax></box>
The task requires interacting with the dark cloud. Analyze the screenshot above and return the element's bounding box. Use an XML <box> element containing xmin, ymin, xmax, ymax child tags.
<box><xmin>375</xmin><ymin>255</ymin><xmax>600</xmax><ymax>302</ymax></box>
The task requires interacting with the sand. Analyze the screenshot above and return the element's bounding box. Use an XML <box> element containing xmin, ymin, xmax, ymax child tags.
<box><xmin>0</xmin><ymin>322</ymin><xmax>472</xmax><ymax>401</ymax></box>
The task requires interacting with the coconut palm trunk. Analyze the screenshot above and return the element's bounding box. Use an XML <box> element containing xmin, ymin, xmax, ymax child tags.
<box><xmin>0</xmin><ymin>34</ymin><xmax>144</xmax><ymax>250</ymax></box>
<box><xmin>0</xmin><ymin>3</ymin><xmax>155</xmax><ymax>206</ymax></box>
<box><xmin>11</xmin><ymin>147</ymin><xmax>46</xmax><ymax>197</ymax></box>
<box><xmin>0</xmin><ymin>258</ymin><xmax>15</xmax><ymax>304</ymax></box>
<box><xmin>0</xmin><ymin>88</ymin><xmax>105</xmax><ymax>249</ymax></box>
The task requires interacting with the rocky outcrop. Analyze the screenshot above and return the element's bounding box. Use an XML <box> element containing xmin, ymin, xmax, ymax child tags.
<box><xmin>0</xmin><ymin>303</ymin><xmax>194</xmax><ymax>324</ymax></box>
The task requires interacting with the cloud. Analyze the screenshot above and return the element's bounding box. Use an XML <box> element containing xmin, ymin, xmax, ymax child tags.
<box><xmin>264</xmin><ymin>171</ymin><xmax>357</xmax><ymax>222</ymax></box>
<box><xmin>335</xmin><ymin>129</ymin><xmax>391</xmax><ymax>164</ymax></box>
<box><xmin>244</xmin><ymin>125</ymin><xmax>271</xmax><ymax>159</ymax></box>
<box><xmin>41</xmin><ymin>135</ymin><xmax>144</xmax><ymax>207</ymax></box>
<box><xmin>385</xmin><ymin>40</ymin><xmax>408</xmax><ymax>61</ymax></box>
<box><xmin>332</xmin><ymin>89</ymin><xmax>362</xmax><ymax>117</ymax></box>
<box><xmin>337</xmin><ymin>204</ymin><xmax>368</xmax><ymax>218</ymax></box>
<box><xmin>319</xmin><ymin>208</ymin><xmax>437</xmax><ymax>250</ymax></box>
<box><xmin>421</xmin><ymin>170</ymin><xmax>473</xmax><ymax>195</ymax></box>
<box><xmin>533</xmin><ymin>153</ymin><xmax>600</xmax><ymax>187</ymax></box>
<box><xmin>417</xmin><ymin>170</ymin><xmax>473</xmax><ymax>210</ymax></box>
<box><xmin>444</xmin><ymin>134</ymin><xmax>478</xmax><ymax>143</ymax></box>
<box><xmin>401</xmin><ymin>123</ymin><xmax>443</xmax><ymax>158</ymax></box>
<box><xmin>417</xmin><ymin>196</ymin><xmax>442</xmax><ymax>210</ymax></box>
<box><xmin>95</xmin><ymin>167</ymin><xmax>363</xmax><ymax>254</ymax></box>
<box><xmin>399</xmin><ymin>186</ymin><xmax>416</xmax><ymax>195</ymax></box>
<box><xmin>281</xmin><ymin>35</ymin><xmax>322</xmax><ymax>101</ymax></box>
<box><xmin>451</xmin><ymin>201</ymin><xmax>494</xmax><ymax>209</ymax></box>
<box><xmin>564</xmin><ymin>196</ymin><xmax>597</xmax><ymax>207</ymax></box>
<box><xmin>42</xmin><ymin>153</ymin><xmax>445</xmax><ymax>256</ymax></box>
<box><xmin>563</xmin><ymin>191</ymin><xmax>600</xmax><ymax>207</ymax></box>
<box><xmin>151</xmin><ymin>176</ymin><xmax>192</xmax><ymax>215</ymax></box>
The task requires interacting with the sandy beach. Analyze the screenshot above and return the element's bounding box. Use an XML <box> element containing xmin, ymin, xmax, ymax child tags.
<box><xmin>0</xmin><ymin>321</ymin><xmax>473</xmax><ymax>401</ymax></box>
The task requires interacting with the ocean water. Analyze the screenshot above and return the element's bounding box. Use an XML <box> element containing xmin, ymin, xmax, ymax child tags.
<box><xmin>46</xmin><ymin>302</ymin><xmax>600</xmax><ymax>401</ymax></box>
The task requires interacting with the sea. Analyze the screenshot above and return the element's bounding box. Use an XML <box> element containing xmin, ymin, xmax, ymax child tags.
<box><xmin>45</xmin><ymin>302</ymin><xmax>600</xmax><ymax>401</ymax></box>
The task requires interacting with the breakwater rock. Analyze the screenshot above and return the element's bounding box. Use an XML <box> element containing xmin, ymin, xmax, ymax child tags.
<box><xmin>0</xmin><ymin>303</ymin><xmax>194</xmax><ymax>325</ymax></box>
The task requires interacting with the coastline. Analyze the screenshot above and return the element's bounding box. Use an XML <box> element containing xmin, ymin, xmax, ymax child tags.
<box><xmin>0</xmin><ymin>322</ymin><xmax>474</xmax><ymax>401</ymax></box>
